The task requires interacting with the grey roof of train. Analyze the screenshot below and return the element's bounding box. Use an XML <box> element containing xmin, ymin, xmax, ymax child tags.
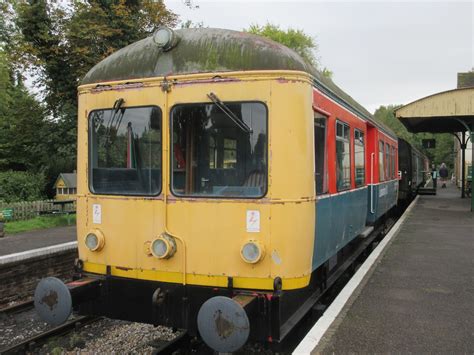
<box><xmin>81</xmin><ymin>28</ymin><xmax>395</xmax><ymax>138</ymax></box>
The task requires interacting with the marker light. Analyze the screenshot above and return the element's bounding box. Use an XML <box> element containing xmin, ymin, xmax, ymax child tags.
<box><xmin>84</xmin><ymin>231</ymin><xmax>105</xmax><ymax>252</ymax></box>
<box><xmin>153</xmin><ymin>27</ymin><xmax>177</xmax><ymax>51</ymax></box>
<box><xmin>151</xmin><ymin>234</ymin><xmax>177</xmax><ymax>259</ymax></box>
<box><xmin>241</xmin><ymin>241</ymin><xmax>264</xmax><ymax>264</ymax></box>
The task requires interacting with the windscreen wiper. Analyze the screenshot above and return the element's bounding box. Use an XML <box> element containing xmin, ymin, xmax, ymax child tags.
<box><xmin>104</xmin><ymin>98</ymin><xmax>126</xmax><ymax>147</ymax></box>
<box><xmin>207</xmin><ymin>92</ymin><xmax>252</xmax><ymax>133</ymax></box>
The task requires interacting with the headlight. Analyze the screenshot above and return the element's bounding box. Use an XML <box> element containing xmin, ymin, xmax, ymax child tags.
<box><xmin>241</xmin><ymin>241</ymin><xmax>264</xmax><ymax>264</ymax></box>
<box><xmin>153</xmin><ymin>27</ymin><xmax>177</xmax><ymax>51</ymax></box>
<box><xmin>151</xmin><ymin>234</ymin><xmax>177</xmax><ymax>259</ymax></box>
<box><xmin>84</xmin><ymin>231</ymin><xmax>105</xmax><ymax>252</ymax></box>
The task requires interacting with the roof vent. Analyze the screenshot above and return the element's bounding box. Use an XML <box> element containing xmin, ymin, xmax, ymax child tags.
<box><xmin>153</xmin><ymin>27</ymin><xmax>179</xmax><ymax>51</ymax></box>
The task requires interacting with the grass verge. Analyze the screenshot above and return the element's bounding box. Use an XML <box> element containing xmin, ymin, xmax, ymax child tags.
<box><xmin>4</xmin><ymin>214</ymin><xmax>76</xmax><ymax>234</ymax></box>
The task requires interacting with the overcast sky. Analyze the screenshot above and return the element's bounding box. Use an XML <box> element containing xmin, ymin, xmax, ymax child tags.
<box><xmin>165</xmin><ymin>0</ymin><xmax>473</xmax><ymax>113</ymax></box>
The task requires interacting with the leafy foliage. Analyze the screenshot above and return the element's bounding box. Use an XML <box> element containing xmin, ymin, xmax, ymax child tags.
<box><xmin>0</xmin><ymin>170</ymin><xmax>46</xmax><ymax>202</ymax></box>
<box><xmin>16</xmin><ymin>0</ymin><xmax>178</xmax><ymax>113</ymax></box>
<box><xmin>12</xmin><ymin>0</ymin><xmax>178</xmax><ymax>178</ymax></box>
<box><xmin>0</xmin><ymin>53</ymin><xmax>47</xmax><ymax>169</ymax></box>
<box><xmin>373</xmin><ymin>105</ymin><xmax>455</xmax><ymax>169</ymax></box>
<box><xmin>0</xmin><ymin>0</ymin><xmax>178</xmax><ymax>201</ymax></box>
<box><xmin>246</xmin><ymin>23</ymin><xmax>318</xmax><ymax>66</ymax></box>
<box><xmin>246</xmin><ymin>23</ymin><xmax>332</xmax><ymax>78</ymax></box>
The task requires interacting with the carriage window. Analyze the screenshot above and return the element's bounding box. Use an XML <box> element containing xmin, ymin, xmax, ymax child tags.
<box><xmin>89</xmin><ymin>106</ymin><xmax>162</xmax><ymax>195</ymax></box>
<box><xmin>354</xmin><ymin>130</ymin><xmax>365</xmax><ymax>187</ymax></box>
<box><xmin>336</xmin><ymin>121</ymin><xmax>351</xmax><ymax>191</ymax></box>
<box><xmin>386</xmin><ymin>143</ymin><xmax>391</xmax><ymax>180</ymax></box>
<box><xmin>392</xmin><ymin>147</ymin><xmax>396</xmax><ymax>179</ymax></box>
<box><xmin>171</xmin><ymin>102</ymin><xmax>267</xmax><ymax>198</ymax></box>
<box><xmin>379</xmin><ymin>141</ymin><xmax>385</xmax><ymax>181</ymax></box>
<box><xmin>314</xmin><ymin>112</ymin><xmax>328</xmax><ymax>195</ymax></box>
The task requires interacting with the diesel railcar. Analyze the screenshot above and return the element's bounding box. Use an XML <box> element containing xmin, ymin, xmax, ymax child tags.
<box><xmin>35</xmin><ymin>27</ymin><xmax>412</xmax><ymax>352</ymax></box>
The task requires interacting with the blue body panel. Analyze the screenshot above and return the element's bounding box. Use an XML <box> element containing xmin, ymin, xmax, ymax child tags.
<box><xmin>312</xmin><ymin>187</ymin><xmax>368</xmax><ymax>270</ymax></box>
<box><xmin>366</xmin><ymin>180</ymin><xmax>398</xmax><ymax>224</ymax></box>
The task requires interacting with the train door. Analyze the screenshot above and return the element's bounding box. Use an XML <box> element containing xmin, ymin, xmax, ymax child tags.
<box><xmin>366</xmin><ymin>124</ymin><xmax>377</xmax><ymax>219</ymax></box>
<box><xmin>314</xmin><ymin>111</ymin><xmax>328</xmax><ymax>195</ymax></box>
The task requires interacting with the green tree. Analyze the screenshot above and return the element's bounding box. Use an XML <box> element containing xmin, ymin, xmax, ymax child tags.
<box><xmin>0</xmin><ymin>170</ymin><xmax>46</xmax><ymax>202</ymax></box>
<box><xmin>16</xmin><ymin>0</ymin><xmax>178</xmax><ymax>113</ymax></box>
<box><xmin>14</xmin><ymin>0</ymin><xmax>178</xmax><ymax>172</ymax></box>
<box><xmin>246</xmin><ymin>23</ymin><xmax>319</xmax><ymax>67</ymax></box>
<box><xmin>3</xmin><ymin>0</ymin><xmax>178</xmax><ymax>195</ymax></box>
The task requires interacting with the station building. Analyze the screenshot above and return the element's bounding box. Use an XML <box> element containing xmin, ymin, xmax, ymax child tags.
<box><xmin>54</xmin><ymin>173</ymin><xmax>77</xmax><ymax>200</ymax></box>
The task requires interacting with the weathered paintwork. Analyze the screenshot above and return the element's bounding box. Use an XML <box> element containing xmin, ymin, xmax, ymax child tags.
<box><xmin>366</xmin><ymin>181</ymin><xmax>398</xmax><ymax>224</ymax></box>
<box><xmin>78</xmin><ymin>71</ymin><xmax>315</xmax><ymax>291</ymax></box>
<box><xmin>81</xmin><ymin>28</ymin><xmax>315</xmax><ymax>85</ymax></box>
<box><xmin>312</xmin><ymin>187</ymin><xmax>368</xmax><ymax>270</ymax></box>
<box><xmin>81</xmin><ymin>28</ymin><xmax>396</xmax><ymax>140</ymax></box>
<box><xmin>77</xmin><ymin>28</ymin><xmax>401</xmax><ymax>292</ymax></box>
<box><xmin>395</xmin><ymin>87</ymin><xmax>474</xmax><ymax>133</ymax></box>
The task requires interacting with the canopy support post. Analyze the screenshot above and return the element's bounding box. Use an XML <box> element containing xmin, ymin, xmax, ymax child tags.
<box><xmin>471</xmin><ymin>124</ymin><xmax>474</xmax><ymax>212</ymax></box>
<box><xmin>461</xmin><ymin>132</ymin><xmax>466</xmax><ymax>199</ymax></box>
<box><xmin>454</xmin><ymin>118</ymin><xmax>473</xmax><ymax>211</ymax></box>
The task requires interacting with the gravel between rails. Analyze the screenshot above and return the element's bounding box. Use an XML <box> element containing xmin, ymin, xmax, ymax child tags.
<box><xmin>64</xmin><ymin>319</ymin><xmax>177</xmax><ymax>354</ymax></box>
<box><xmin>0</xmin><ymin>306</ymin><xmax>56</xmax><ymax>349</ymax></box>
<box><xmin>1</xmin><ymin>308</ymin><xmax>276</xmax><ymax>354</ymax></box>
<box><xmin>0</xmin><ymin>307</ymin><xmax>178</xmax><ymax>354</ymax></box>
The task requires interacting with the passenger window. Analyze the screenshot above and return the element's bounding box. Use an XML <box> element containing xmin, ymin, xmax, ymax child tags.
<box><xmin>386</xmin><ymin>143</ymin><xmax>390</xmax><ymax>180</ymax></box>
<box><xmin>379</xmin><ymin>141</ymin><xmax>385</xmax><ymax>181</ymax></box>
<box><xmin>336</xmin><ymin>121</ymin><xmax>351</xmax><ymax>191</ymax></box>
<box><xmin>354</xmin><ymin>130</ymin><xmax>365</xmax><ymax>187</ymax></box>
<box><xmin>314</xmin><ymin>112</ymin><xmax>328</xmax><ymax>195</ymax></box>
<box><xmin>393</xmin><ymin>147</ymin><xmax>396</xmax><ymax>178</ymax></box>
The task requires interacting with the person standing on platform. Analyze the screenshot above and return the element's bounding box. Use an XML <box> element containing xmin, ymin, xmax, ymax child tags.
<box><xmin>431</xmin><ymin>164</ymin><xmax>438</xmax><ymax>189</ymax></box>
<box><xmin>439</xmin><ymin>163</ymin><xmax>449</xmax><ymax>188</ymax></box>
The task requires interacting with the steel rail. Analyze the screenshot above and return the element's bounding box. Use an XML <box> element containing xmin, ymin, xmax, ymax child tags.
<box><xmin>0</xmin><ymin>315</ymin><xmax>101</xmax><ymax>355</ymax></box>
<box><xmin>149</xmin><ymin>330</ymin><xmax>190</xmax><ymax>354</ymax></box>
<box><xmin>0</xmin><ymin>300</ymin><xmax>34</xmax><ymax>317</ymax></box>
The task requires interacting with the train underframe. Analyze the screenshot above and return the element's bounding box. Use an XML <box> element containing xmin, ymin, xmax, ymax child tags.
<box><xmin>71</xmin><ymin>215</ymin><xmax>391</xmax><ymax>350</ymax></box>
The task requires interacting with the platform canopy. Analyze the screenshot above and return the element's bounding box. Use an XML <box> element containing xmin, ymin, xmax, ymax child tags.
<box><xmin>395</xmin><ymin>87</ymin><xmax>474</xmax><ymax>133</ymax></box>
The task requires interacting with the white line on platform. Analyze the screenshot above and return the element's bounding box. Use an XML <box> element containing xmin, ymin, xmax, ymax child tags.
<box><xmin>293</xmin><ymin>196</ymin><xmax>419</xmax><ymax>354</ymax></box>
<box><xmin>0</xmin><ymin>241</ymin><xmax>78</xmax><ymax>265</ymax></box>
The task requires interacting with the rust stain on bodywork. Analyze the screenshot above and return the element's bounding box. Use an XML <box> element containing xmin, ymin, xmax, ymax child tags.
<box><xmin>40</xmin><ymin>290</ymin><xmax>58</xmax><ymax>311</ymax></box>
<box><xmin>215</xmin><ymin>310</ymin><xmax>234</xmax><ymax>339</ymax></box>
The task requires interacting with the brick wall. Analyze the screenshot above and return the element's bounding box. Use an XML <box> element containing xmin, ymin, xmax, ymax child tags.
<box><xmin>0</xmin><ymin>249</ymin><xmax>77</xmax><ymax>306</ymax></box>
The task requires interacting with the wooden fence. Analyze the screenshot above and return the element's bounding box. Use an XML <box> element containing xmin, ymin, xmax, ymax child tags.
<box><xmin>0</xmin><ymin>199</ymin><xmax>76</xmax><ymax>222</ymax></box>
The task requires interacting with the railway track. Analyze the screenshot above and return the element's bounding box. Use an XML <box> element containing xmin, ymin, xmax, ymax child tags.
<box><xmin>0</xmin><ymin>309</ymin><xmax>100</xmax><ymax>355</ymax></box>
<box><xmin>0</xmin><ymin>300</ymin><xmax>34</xmax><ymax>318</ymax></box>
<box><xmin>0</xmin><ymin>301</ymin><xmax>192</xmax><ymax>355</ymax></box>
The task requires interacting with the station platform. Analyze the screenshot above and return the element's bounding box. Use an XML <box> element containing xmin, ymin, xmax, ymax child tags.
<box><xmin>297</xmin><ymin>183</ymin><xmax>473</xmax><ymax>353</ymax></box>
<box><xmin>0</xmin><ymin>226</ymin><xmax>76</xmax><ymax>257</ymax></box>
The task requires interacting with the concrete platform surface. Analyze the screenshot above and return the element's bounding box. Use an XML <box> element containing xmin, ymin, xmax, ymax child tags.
<box><xmin>0</xmin><ymin>226</ymin><xmax>76</xmax><ymax>256</ymax></box>
<box><xmin>314</xmin><ymin>183</ymin><xmax>474</xmax><ymax>353</ymax></box>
